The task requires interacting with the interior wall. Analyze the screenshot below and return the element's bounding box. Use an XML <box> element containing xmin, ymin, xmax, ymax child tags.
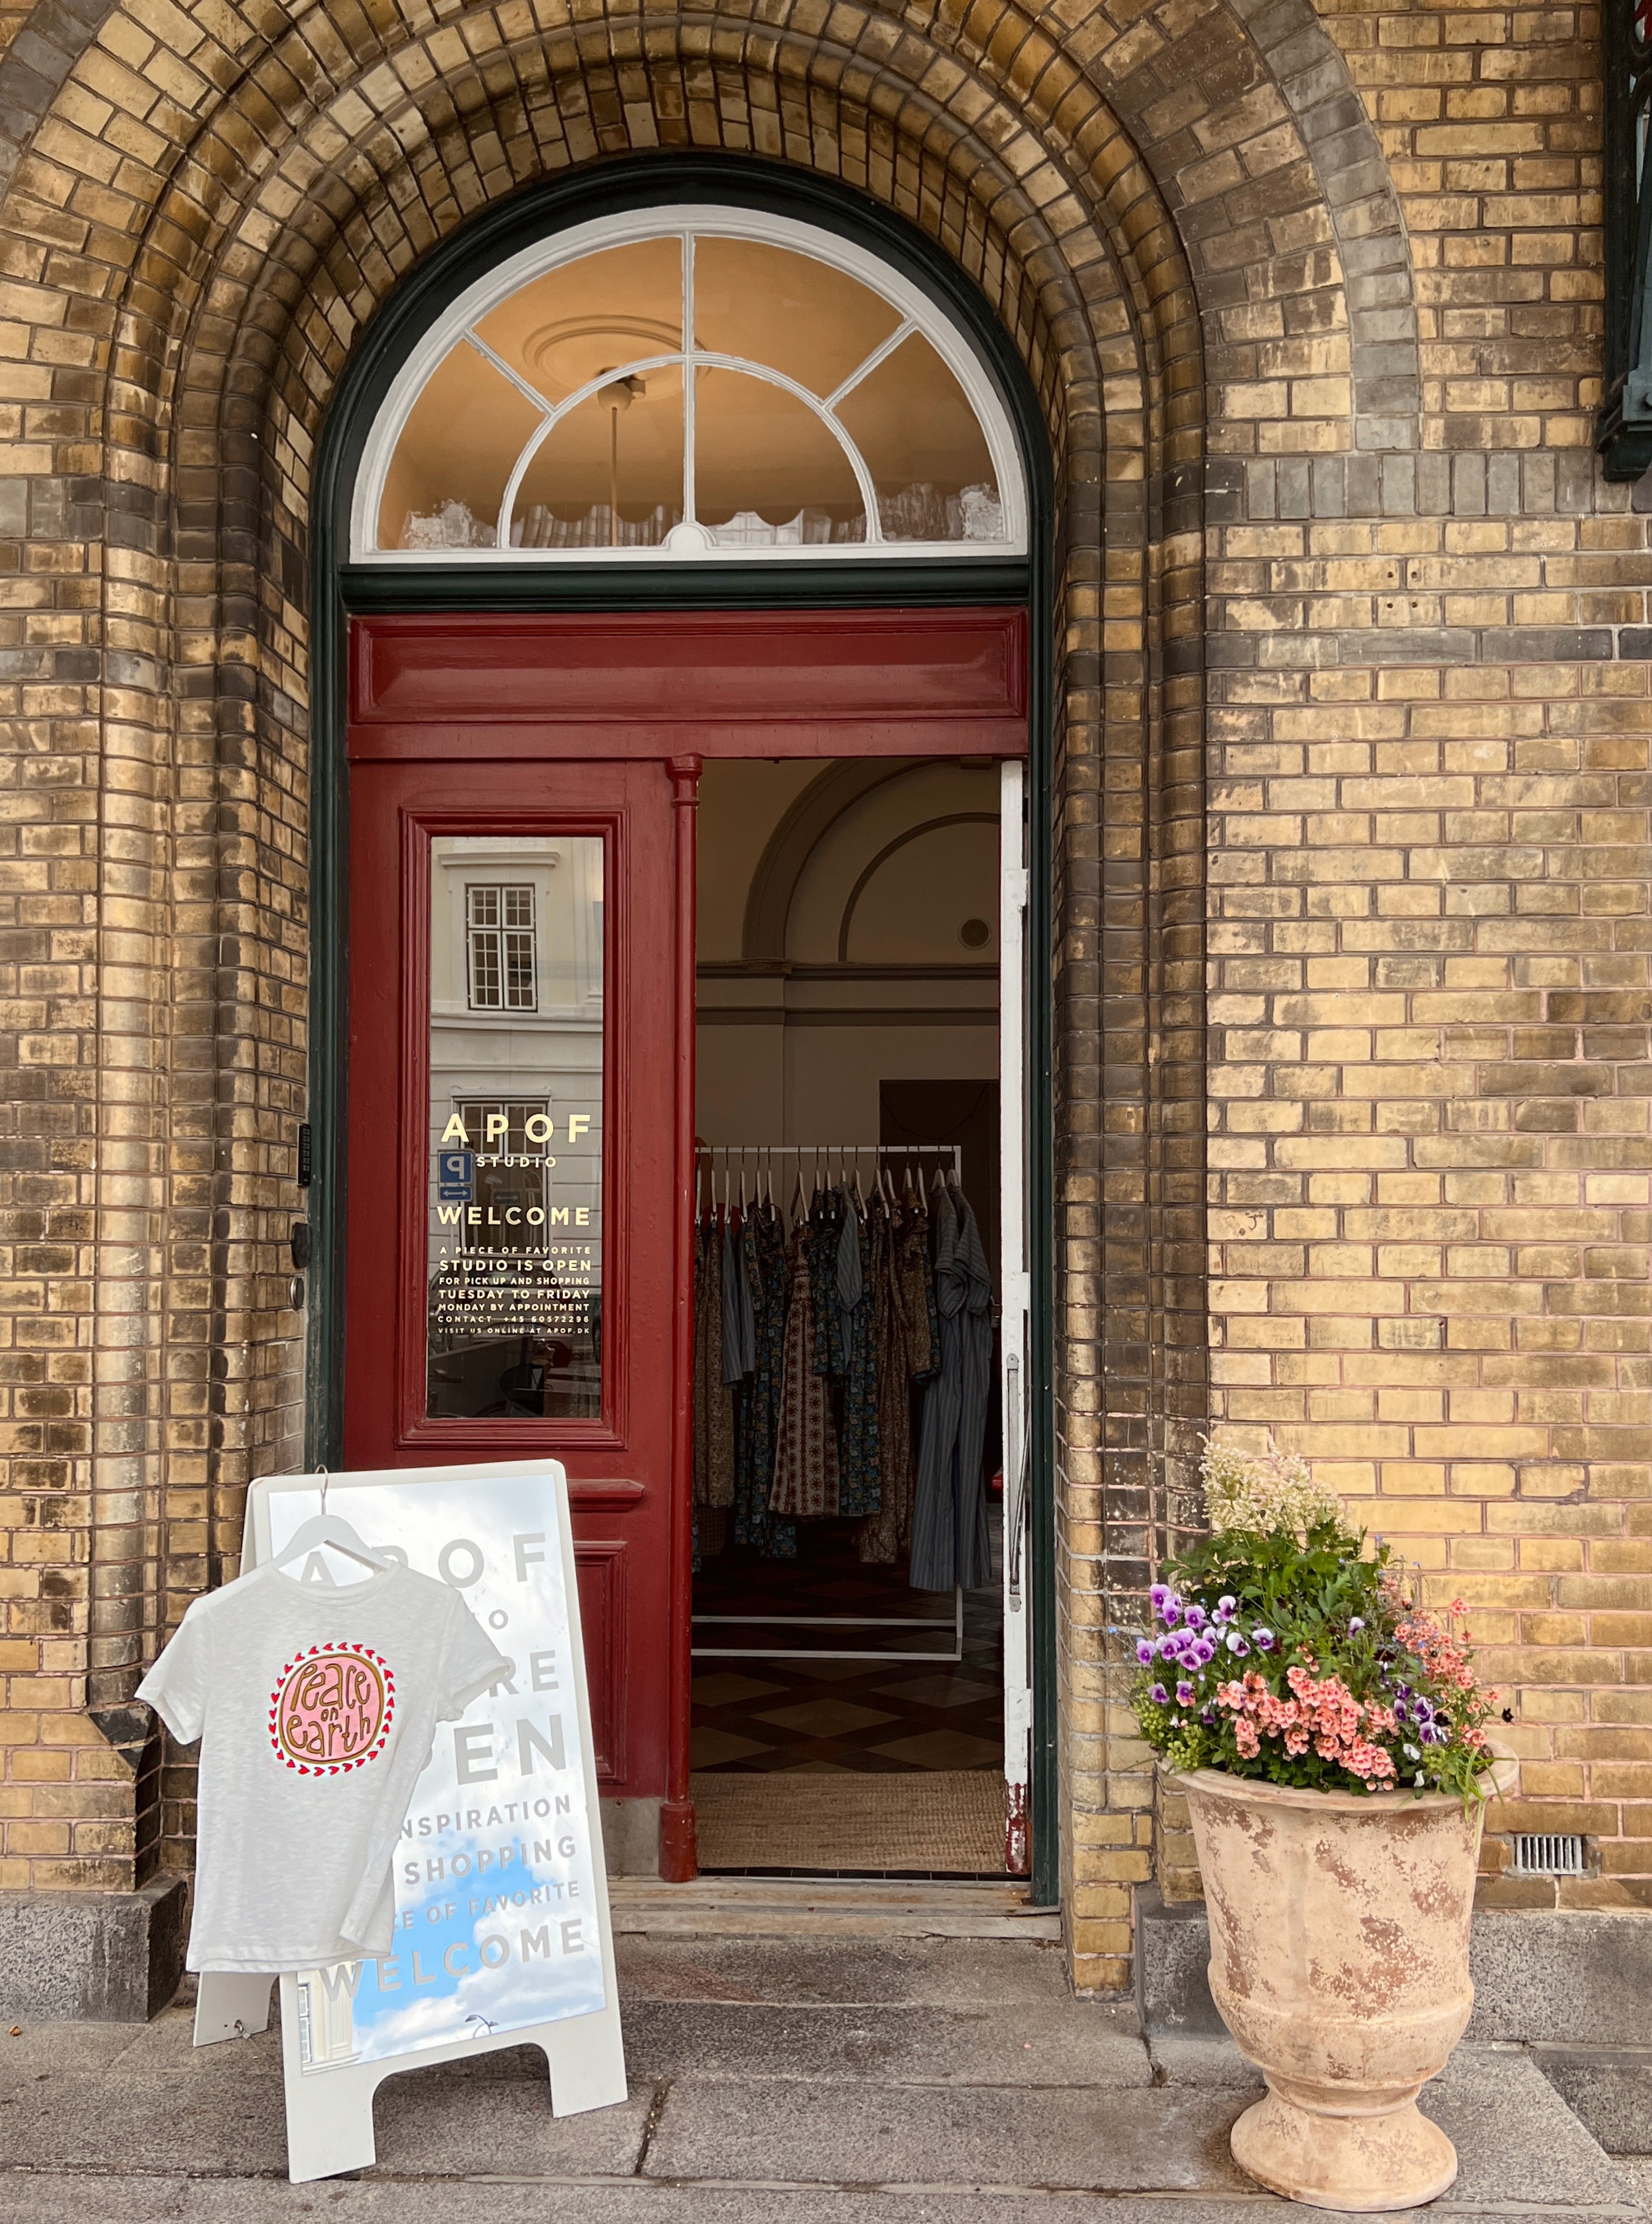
<box><xmin>695</xmin><ymin>759</ymin><xmax>1001</xmax><ymax>1150</ymax></box>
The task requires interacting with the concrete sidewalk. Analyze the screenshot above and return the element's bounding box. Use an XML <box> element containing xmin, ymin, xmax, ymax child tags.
<box><xmin>0</xmin><ymin>1933</ymin><xmax>1644</xmax><ymax>2223</ymax></box>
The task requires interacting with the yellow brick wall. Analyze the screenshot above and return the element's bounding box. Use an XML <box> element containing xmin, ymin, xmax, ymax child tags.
<box><xmin>1196</xmin><ymin>0</ymin><xmax>1651</xmax><ymax>1908</ymax></box>
<box><xmin>0</xmin><ymin>0</ymin><xmax>1643</xmax><ymax>1998</ymax></box>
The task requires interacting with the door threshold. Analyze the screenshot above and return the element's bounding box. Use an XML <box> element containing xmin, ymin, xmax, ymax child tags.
<box><xmin>605</xmin><ymin>1874</ymin><xmax>1060</xmax><ymax>1939</ymax></box>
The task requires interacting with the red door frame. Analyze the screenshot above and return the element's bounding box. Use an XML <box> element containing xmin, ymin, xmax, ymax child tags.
<box><xmin>343</xmin><ymin>608</ymin><xmax>1028</xmax><ymax>1881</ymax></box>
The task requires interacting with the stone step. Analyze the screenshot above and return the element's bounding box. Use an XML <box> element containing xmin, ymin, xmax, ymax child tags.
<box><xmin>607</xmin><ymin>1875</ymin><xmax>1061</xmax><ymax>1939</ymax></box>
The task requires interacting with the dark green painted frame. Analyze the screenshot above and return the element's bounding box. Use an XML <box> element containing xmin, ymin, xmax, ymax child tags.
<box><xmin>307</xmin><ymin>154</ymin><xmax>1059</xmax><ymax>1903</ymax></box>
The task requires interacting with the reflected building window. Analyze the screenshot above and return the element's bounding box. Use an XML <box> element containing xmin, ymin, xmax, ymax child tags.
<box><xmin>467</xmin><ymin>884</ymin><xmax>538</xmax><ymax>1011</ymax></box>
<box><xmin>457</xmin><ymin>1101</ymin><xmax>548</xmax><ymax>1252</ymax></box>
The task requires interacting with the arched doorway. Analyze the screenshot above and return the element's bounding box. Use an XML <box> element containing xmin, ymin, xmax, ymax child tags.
<box><xmin>318</xmin><ymin>171</ymin><xmax>1054</xmax><ymax>1888</ymax></box>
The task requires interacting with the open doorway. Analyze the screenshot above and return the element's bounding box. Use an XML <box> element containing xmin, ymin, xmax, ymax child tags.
<box><xmin>689</xmin><ymin>757</ymin><xmax>1013</xmax><ymax>1877</ymax></box>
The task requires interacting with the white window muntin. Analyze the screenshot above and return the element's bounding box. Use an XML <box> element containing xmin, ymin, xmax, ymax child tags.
<box><xmin>466</xmin><ymin>883</ymin><xmax>537</xmax><ymax>1011</ymax></box>
<box><xmin>350</xmin><ymin>205</ymin><xmax>1028</xmax><ymax>563</ymax></box>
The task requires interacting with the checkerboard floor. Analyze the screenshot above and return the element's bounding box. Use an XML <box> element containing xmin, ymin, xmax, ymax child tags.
<box><xmin>691</xmin><ymin>1519</ymin><xmax>1004</xmax><ymax>1775</ymax></box>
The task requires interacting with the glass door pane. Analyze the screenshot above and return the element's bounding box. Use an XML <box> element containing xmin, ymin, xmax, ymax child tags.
<box><xmin>425</xmin><ymin>834</ymin><xmax>605</xmax><ymax>1420</ymax></box>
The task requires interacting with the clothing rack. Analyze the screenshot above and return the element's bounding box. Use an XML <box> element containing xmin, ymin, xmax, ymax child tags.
<box><xmin>690</xmin><ymin>1140</ymin><xmax>967</xmax><ymax>1665</ymax></box>
<box><xmin>694</xmin><ymin>1140</ymin><xmax>963</xmax><ymax>1204</ymax></box>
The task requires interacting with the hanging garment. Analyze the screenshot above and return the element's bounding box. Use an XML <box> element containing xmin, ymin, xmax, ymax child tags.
<box><xmin>693</xmin><ymin>1211</ymin><xmax>735</xmax><ymax>1509</ymax></box>
<box><xmin>734</xmin><ymin>1198</ymin><xmax>797</xmax><ymax>1559</ymax></box>
<box><xmin>834</xmin><ymin>1195</ymin><xmax>863</xmax><ymax>1336</ymax></box>
<box><xmin>722</xmin><ymin>1210</ymin><xmax>757</xmax><ymax>1385</ymax></box>
<box><xmin>860</xmin><ymin>1183</ymin><xmax>940</xmax><ymax>1563</ymax></box>
<box><xmin>808</xmin><ymin>1185</ymin><xmax>849</xmax><ymax>1380</ymax></box>
<box><xmin>769</xmin><ymin>1212</ymin><xmax>841</xmax><ymax>1518</ymax></box>
<box><xmin>858</xmin><ymin>1197</ymin><xmax>911</xmax><ymax>1564</ymax></box>
<box><xmin>908</xmin><ymin>1179</ymin><xmax>995</xmax><ymax>1592</ymax></box>
<box><xmin>138</xmin><ymin>1561</ymin><xmax>505</xmax><ymax>1973</ymax></box>
<box><xmin>834</xmin><ymin>1196</ymin><xmax>882</xmax><ymax>1519</ymax></box>
<box><xmin>898</xmin><ymin>1181</ymin><xmax>941</xmax><ymax>1385</ymax></box>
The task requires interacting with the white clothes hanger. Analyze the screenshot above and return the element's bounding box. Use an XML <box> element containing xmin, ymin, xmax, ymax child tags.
<box><xmin>269</xmin><ymin>1473</ymin><xmax>395</xmax><ymax>1585</ymax></box>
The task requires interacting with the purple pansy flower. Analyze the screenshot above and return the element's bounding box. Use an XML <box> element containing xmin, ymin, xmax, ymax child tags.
<box><xmin>1149</xmin><ymin>1683</ymin><xmax>1169</xmax><ymax>1706</ymax></box>
<box><xmin>1349</xmin><ymin>1617</ymin><xmax>1365</xmax><ymax>1635</ymax></box>
<box><xmin>1176</xmin><ymin>1681</ymin><xmax>1195</xmax><ymax>1707</ymax></box>
<box><xmin>1251</xmin><ymin>1627</ymin><xmax>1275</xmax><ymax>1652</ymax></box>
<box><xmin>1136</xmin><ymin>1638</ymin><xmax>1155</xmax><ymax>1667</ymax></box>
<box><xmin>1182</xmin><ymin>1604</ymin><xmax>1207</xmax><ymax>1633</ymax></box>
<box><xmin>1215</xmin><ymin>1595</ymin><xmax>1238</xmax><ymax>1624</ymax></box>
<box><xmin>1225</xmin><ymin>1631</ymin><xmax>1250</xmax><ymax>1658</ymax></box>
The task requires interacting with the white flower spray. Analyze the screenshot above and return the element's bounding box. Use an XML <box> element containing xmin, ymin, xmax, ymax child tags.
<box><xmin>1201</xmin><ymin>1433</ymin><xmax>1337</xmax><ymax>1540</ymax></box>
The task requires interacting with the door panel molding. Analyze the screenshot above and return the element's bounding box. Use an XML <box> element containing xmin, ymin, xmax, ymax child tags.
<box><xmin>349</xmin><ymin>609</ymin><xmax>1028</xmax><ymax>758</ymax></box>
<box><xmin>574</xmin><ymin>1540</ymin><xmax>628</xmax><ymax>1787</ymax></box>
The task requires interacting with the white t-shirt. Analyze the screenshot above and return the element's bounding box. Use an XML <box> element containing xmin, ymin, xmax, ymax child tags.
<box><xmin>139</xmin><ymin>1559</ymin><xmax>507</xmax><ymax>1973</ymax></box>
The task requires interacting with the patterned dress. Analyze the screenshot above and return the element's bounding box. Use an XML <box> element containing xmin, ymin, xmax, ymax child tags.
<box><xmin>692</xmin><ymin>1210</ymin><xmax>735</xmax><ymax>1510</ymax></box>
<box><xmin>734</xmin><ymin>1200</ymin><xmax>797</xmax><ymax>1558</ymax></box>
<box><xmin>858</xmin><ymin>1199</ymin><xmax>907</xmax><ymax>1563</ymax></box>
<box><xmin>769</xmin><ymin>1212</ymin><xmax>841</xmax><ymax>1518</ymax></box>
<box><xmin>898</xmin><ymin>1187</ymin><xmax>940</xmax><ymax>1384</ymax></box>
<box><xmin>834</xmin><ymin>1200</ymin><xmax>881</xmax><ymax>1519</ymax></box>
<box><xmin>808</xmin><ymin>1187</ymin><xmax>849</xmax><ymax>1379</ymax></box>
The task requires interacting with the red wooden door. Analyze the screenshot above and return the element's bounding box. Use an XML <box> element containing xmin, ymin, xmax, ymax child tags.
<box><xmin>343</xmin><ymin>752</ymin><xmax>696</xmax><ymax>1875</ymax></box>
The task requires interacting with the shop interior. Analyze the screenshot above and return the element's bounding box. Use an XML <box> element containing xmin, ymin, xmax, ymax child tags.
<box><xmin>690</xmin><ymin>755</ymin><xmax>1007</xmax><ymax>1877</ymax></box>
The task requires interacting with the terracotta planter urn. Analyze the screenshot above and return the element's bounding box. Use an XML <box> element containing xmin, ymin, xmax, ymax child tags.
<box><xmin>1173</xmin><ymin>1760</ymin><xmax>1514</xmax><ymax>2212</ymax></box>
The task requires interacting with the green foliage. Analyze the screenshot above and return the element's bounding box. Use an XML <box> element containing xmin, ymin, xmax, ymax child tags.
<box><xmin>1133</xmin><ymin>1505</ymin><xmax>1499</xmax><ymax>1802</ymax></box>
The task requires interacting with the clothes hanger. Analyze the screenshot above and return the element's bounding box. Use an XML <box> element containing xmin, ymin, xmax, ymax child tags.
<box><xmin>269</xmin><ymin>1473</ymin><xmax>395</xmax><ymax>1584</ymax></box>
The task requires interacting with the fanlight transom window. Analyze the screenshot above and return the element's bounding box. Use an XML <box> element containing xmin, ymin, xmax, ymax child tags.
<box><xmin>355</xmin><ymin>210</ymin><xmax>1026</xmax><ymax>561</ymax></box>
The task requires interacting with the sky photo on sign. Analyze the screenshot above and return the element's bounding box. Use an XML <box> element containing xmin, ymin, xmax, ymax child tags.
<box><xmin>264</xmin><ymin>1470</ymin><xmax>607</xmax><ymax>2069</ymax></box>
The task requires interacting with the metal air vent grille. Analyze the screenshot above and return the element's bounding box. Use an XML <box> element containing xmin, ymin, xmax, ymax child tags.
<box><xmin>1510</xmin><ymin>1833</ymin><xmax>1586</xmax><ymax>1877</ymax></box>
